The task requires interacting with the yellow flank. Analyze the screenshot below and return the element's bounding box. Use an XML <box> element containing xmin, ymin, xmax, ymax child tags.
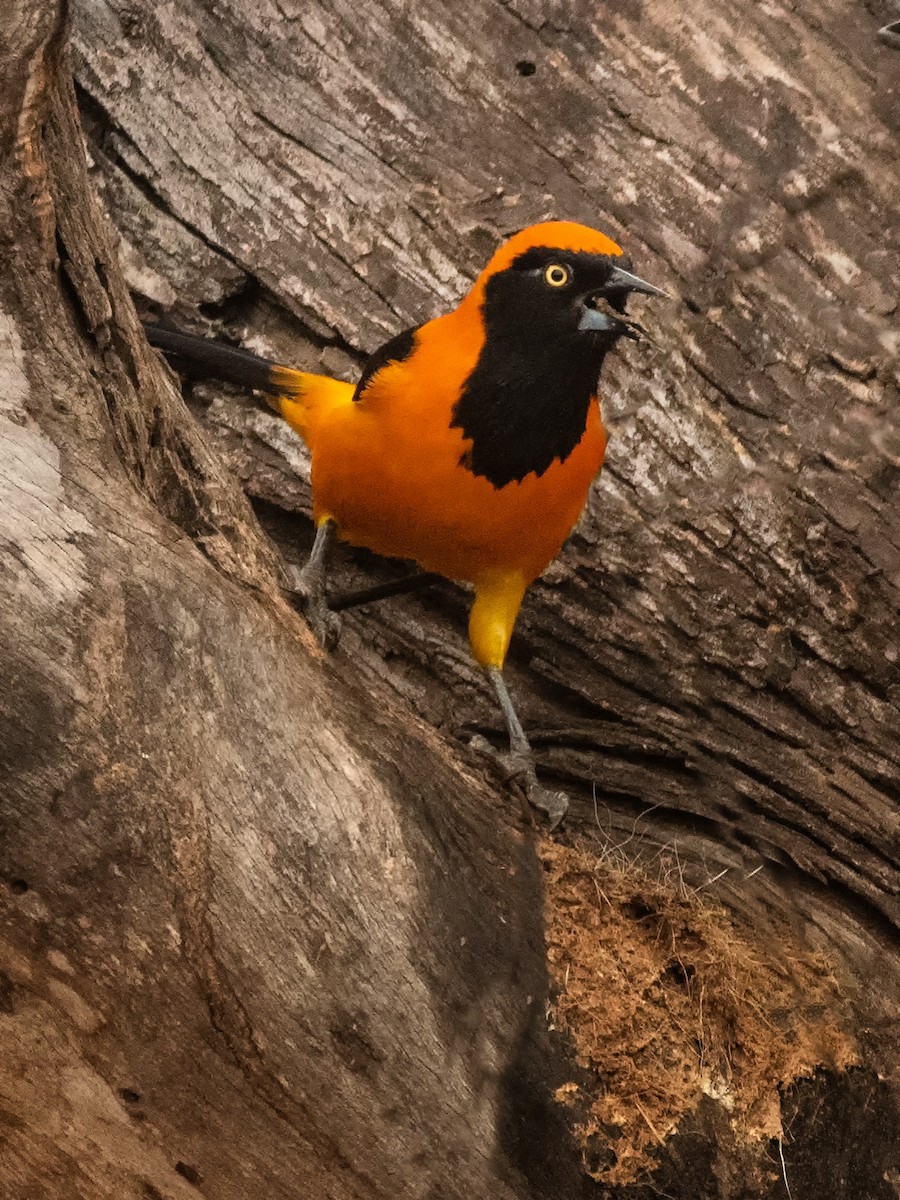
<box><xmin>468</xmin><ymin>573</ymin><xmax>529</xmax><ymax>668</ymax></box>
<box><xmin>268</xmin><ymin>366</ymin><xmax>355</xmax><ymax>443</ymax></box>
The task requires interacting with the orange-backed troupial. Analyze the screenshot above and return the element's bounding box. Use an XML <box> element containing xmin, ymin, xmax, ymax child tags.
<box><xmin>147</xmin><ymin>221</ymin><xmax>666</xmax><ymax>825</ymax></box>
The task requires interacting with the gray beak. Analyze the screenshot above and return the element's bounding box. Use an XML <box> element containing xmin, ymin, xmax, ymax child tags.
<box><xmin>578</xmin><ymin>262</ymin><xmax>668</xmax><ymax>333</ymax></box>
<box><xmin>605</xmin><ymin>265</ymin><xmax>669</xmax><ymax>298</ymax></box>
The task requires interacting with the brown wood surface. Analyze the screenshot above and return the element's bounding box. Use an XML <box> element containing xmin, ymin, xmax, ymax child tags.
<box><xmin>1</xmin><ymin>6</ymin><xmax>583</xmax><ymax>1198</ymax></box>
<box><xmin>2</xmin><ymin>0</ymin><xmax>899</xmax><ymax>1196</ymax></box>
<box><xmin>72</xmin><ymin>0</ymin><xmax>899</xmax><ymax>941</ymax></box>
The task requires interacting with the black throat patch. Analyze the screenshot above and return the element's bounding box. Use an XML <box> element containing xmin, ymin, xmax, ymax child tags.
<box><xmin>450</xmin><ymin>255</ymin><xmax>621</xmax><ymax>488</ymax></box>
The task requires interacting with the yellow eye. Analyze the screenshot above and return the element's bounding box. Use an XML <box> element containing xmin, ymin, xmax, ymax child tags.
<box><xmin>544</xmin><ymin>263</ymin><xmax>570</xmax><ymax>288</ymax></box>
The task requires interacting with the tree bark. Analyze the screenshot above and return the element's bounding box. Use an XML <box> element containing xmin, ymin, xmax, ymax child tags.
<box><xmin>0</xmin><ymin>7</ymin><xmax>582</xmax><ymax>1199</ymax></box>
<box><xmin>2</xmin><ymin>0</ymin><xmax>900</xmax><ymax>1197</ymax></box>
<box><xmin>72</xmin><ymin>0</ymin><xmax>900</xmax><ymax>968</ymax></box>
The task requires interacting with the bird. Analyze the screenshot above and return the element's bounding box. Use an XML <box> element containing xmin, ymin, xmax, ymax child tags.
<box><xmin>146</xmin><ymin>221</ymin><xmax>666</xmax><ymax>826</ymax></box>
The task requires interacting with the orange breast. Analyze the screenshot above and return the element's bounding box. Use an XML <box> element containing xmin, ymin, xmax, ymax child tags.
<box><xmin>308</xmin><ymin>310</ymin><xmax>607</xmax><ymax>588</ymax></box>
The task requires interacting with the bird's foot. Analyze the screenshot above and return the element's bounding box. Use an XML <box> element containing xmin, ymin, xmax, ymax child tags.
<box><xmin>287</xmin><ymin>564</ymin><xmax>342</xmax><ymax>651</ymax></box>
<box><xmin>470</xmin><ymin>736</ymin><xmax>569</xmax><ymax>830</ymax></box>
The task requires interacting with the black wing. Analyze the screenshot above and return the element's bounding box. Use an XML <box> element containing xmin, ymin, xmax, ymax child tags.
<box><xmin>352</xmin><ymin>325</ymin><xmax>421</xmax><ymax>402</ymax></box>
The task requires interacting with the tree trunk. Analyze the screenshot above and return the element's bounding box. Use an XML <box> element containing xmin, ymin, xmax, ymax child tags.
<box><xmin>2</xmin><ymin>1</ymin><xmax>899</xmax><ymax>1197</ymax></box>
<box><xmin>0</xmin><ymin>7</ymin><xmax>578</xmax><ymax>1199</ymax></box>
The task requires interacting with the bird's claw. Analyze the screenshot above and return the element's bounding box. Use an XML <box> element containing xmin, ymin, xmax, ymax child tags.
<box><xmin>469</xmin><ymin>736</ymin><xmax>569</xmax><ymax>830</ymax></box>
<box><xmin>304</xmin><ymin>600</ymin><xmax>342</xmax><ymax>652</ymax></box>
<box><xmin>288</xmin><ymin>566</ymin><xmax>342</xmax><ymax>651</ymax></box>
<box><xmin>524</xmin><ymin>780</ymin><xmax>569</xmax><ymax>830</ymax></box>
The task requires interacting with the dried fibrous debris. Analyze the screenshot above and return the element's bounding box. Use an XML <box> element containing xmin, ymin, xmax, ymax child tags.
<box><xmin>542</xmin><ymin>838</ymin><xmax>857</xmax><ymax>1188</ymax></box>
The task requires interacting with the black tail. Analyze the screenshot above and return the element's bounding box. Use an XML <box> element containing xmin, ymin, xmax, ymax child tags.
<box><xmin>144</xmin><ymin>324</ymin><xmax>283</xmax><ymax>396</ymax></box>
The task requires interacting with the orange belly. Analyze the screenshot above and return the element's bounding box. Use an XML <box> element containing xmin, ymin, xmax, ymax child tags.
<box><xmin>309</xmin><ymin>336</ymin><xmax>607</xmax><ymax>587</ymax></box>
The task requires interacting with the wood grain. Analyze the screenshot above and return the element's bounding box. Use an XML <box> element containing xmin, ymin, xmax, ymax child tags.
<box><xmin>73</xmin><ymin>0</ymin><xmax>899</xmax><ymax>940</ymax></box>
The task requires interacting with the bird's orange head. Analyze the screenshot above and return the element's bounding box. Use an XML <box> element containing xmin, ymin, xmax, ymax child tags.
<box><xmin>462</xmin><ymin>220</ymin><xmax>665</xmax><ymax>344</ymax></box>
<box><xmin>480</xmin><ymin>220</ymin><xmax>625</xmax><ymax>274</ymax></box>
<box><xmin>448</xmin><ymin>221</ymin><xmax>665</xmax><ymax>487</ymax></box>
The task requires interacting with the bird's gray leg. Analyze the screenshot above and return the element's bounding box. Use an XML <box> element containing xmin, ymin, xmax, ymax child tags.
<box><xmin>480</xmin><ymin>666</ymin><xmax>569</xmax><ymax>829</ymax></box>
<box><xmin>290</xmin><ymin>518</ymin><xmax>342</xmax><ymax>651</ymax></box>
